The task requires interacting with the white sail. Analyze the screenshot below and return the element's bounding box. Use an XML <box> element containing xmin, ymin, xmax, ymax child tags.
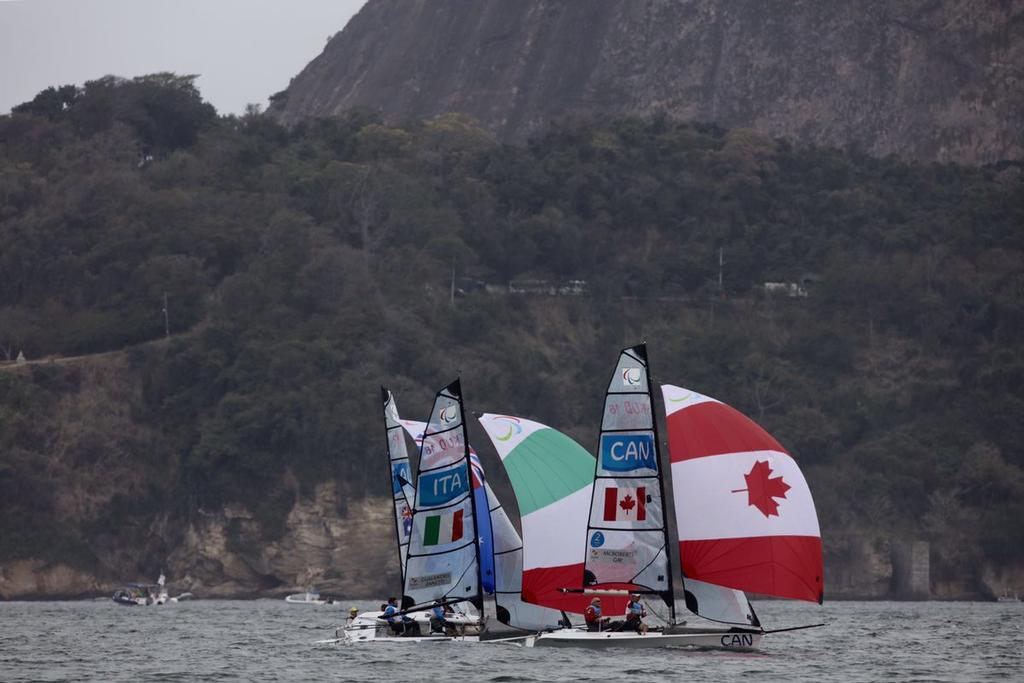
<box><xmin>382</xmin><ymin>388</ymin><xmax>414</xmax><ymax>584</ymax></box>
<box><xmin>401</xmin><ymin>418</ymin><xmax>562</xmax><ymax>630</ymax></box>
<box><xmin>583</xmin><ymin>344</ymin><xmax>674</xmax><ymax>613</ymax></box>
<box><xmin>402</xmin><ymin>380</ymin><xmax>481</xmax><ymax>610</ymax></box>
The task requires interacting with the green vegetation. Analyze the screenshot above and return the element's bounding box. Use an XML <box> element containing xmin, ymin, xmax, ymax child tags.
<box><xmin>1</xmin><ymin>76</ymin><xmax>1021</xmax><ymax>589</ymax></box>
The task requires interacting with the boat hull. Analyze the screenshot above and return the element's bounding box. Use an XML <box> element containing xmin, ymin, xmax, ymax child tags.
<box><xmin>338</xmin><ymin>611</ymin><xmax>482</xmax><ymax>645</ymax></box>
<box><xmin>527</xmin><ymin>628</ymin><xmax>764</xmax><ymax>650</ymax></box>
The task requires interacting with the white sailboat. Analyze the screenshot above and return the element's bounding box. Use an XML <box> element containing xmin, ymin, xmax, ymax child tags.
<box><xmin>342</xmin><ymin>384</ymin><xmax>565</xmax><ymax>644</ymax></box>
<box><xmin>480</xmin><ymin>343</ymin><xmax>824</xmax><ymax>650</ymax></box>
<box><xmin>343</xmin><ymin>382</ymin><xmax>485</xmax><ymax>643</ymax></box>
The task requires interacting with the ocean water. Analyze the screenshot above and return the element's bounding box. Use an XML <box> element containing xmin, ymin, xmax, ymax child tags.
<box><xmin>1</xmin><ymin>599</ymin><xmax>1020</xmax><ymax>682</ymax></box>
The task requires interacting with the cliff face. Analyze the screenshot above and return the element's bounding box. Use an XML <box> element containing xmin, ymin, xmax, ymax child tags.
<box><xmin>0</xmin><ymin>357</ymin><xmax>398</xmax><ymax>601</ymax></box>
<box><xmin>269</xmin><ymin>0</ymin><xmax>1024</xmax><ymax>164</ymax></box>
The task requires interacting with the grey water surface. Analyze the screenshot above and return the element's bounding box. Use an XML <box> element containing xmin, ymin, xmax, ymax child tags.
<box><xmin>1</xmin><ymin>599</ymin><xmax>1021</xmax><ymax>682</ymax></box>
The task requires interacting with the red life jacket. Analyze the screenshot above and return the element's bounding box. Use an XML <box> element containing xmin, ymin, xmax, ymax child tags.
<box><xmin>584</xmin><ymin>605</ymin><xmax>600</xmax><ymax>623</ymax></box>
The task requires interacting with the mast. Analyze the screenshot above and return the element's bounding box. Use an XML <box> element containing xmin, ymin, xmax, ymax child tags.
<box><xmin>455</xmin><ymin>380</ymin><xmax>486</xmax><ymax>613</ymax></box>
<box><xmin>640</xmin><ymin>344</ymin><xmax>676</xmax><ymax>623</ymax></box>
<box><xmin>581</xmin><ymin>343</ymin><xmax>674</xmax><ymax>614</ymax></box>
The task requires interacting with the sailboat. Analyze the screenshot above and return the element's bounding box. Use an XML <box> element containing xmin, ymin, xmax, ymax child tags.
<box><xmin>400</xmin><ymin>419</ymin><xmax>566</xmax><ymax>633</ymax></box>
<box><xmin>342</xmin><ymin>385</ymin><xmax>481</xmax><ymax>643</ymax></box>
<box><xmin>481</xmin><ymin>344</ymin><xmax>824</xmax><ymax>649</ymax></box>
<box><xmin>342</xmin><ymin>383</ymin><xmax>566</xmax><ymax>644</ymax></box>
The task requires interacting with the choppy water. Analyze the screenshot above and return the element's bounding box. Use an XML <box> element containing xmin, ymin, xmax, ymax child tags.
<box><xmin>1</xmin><ymin>599</ymin><xmax>1021</xmax><ymax>682</ymax></box>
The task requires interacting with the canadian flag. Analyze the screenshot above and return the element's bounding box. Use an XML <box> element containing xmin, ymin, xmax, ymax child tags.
<box><xmin>603</xmin><ymin>486</ymin><xmax>646</xmax><ymax>522</ymax></box>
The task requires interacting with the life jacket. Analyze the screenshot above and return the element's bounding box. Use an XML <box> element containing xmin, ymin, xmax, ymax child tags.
<box><xmin>584</xmin><ymin>605</ymin><xmax>601</xmax><ymax>623</ymax></box>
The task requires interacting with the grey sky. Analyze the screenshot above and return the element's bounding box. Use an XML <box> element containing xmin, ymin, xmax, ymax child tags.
<box><xmin>0</xmin><ymin>0</ymin><xmax>366</xmax><ymax>115</ymax></box>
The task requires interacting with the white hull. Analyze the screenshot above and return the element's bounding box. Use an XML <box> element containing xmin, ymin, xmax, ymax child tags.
<box><xmin>337</xmin><ymin>610</ymin><xmax>482</xmax><ymax>645</ymax></box>
<box><xmin>526</xmin><ymin>627</ymin><xmax>764</xmax><ymax>651</ymax></box>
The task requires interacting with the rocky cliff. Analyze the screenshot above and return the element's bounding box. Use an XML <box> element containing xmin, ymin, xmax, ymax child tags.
<box><xmin>269</xmin><ymin>0</ymin><xmax>1024</xmax><ymax>164</ymax></box>
<box><xmin>0</xmin><ymin>356</ymin><xmax>398</xmax><ymax>601</ymax></box>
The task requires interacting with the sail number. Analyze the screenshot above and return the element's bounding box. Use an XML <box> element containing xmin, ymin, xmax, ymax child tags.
<box><xmin>419</xmin><ymin>466</ymin><xmax>468</xmax><ymax>506</ymax></box>
<box><xmin>721</xmin><ymin>634</ymin><xmax>755</xmax><ymax>647</ymax></box>
<box><xmin>600</xmin><ymin>433</ymin><xmax>657</xmax><ymax>472</ymax></box>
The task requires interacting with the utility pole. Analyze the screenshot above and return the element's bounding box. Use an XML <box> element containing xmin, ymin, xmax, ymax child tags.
<box><xmin>450</xmin><ymin>258</ymin><xmax>456</xmax><ymax>308</ymax></box>
<box><xmin>162</xmin><ymin>292</ymin><xmax>170</xmax><ymax>339</ymax></box>
<box><xmin>718</xmin><ymin>247</ymin><xmax>724</xmax><ymax>296</ymax></box>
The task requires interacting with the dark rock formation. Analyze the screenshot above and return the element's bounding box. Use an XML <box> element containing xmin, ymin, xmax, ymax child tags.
<box><xmin>269</xmin><ymin>0</ymin><xmax>1024</xmax><ymax>164</ymax></box>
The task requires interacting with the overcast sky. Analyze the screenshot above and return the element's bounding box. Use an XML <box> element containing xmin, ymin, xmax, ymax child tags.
<box><xmin>0</xmin><ymin>0</ymin><xmax>366</xmax><ymax>115</ymax></box>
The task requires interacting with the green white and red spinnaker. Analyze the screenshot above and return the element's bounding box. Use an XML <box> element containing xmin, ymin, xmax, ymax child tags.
<box><xmin>478</xmin><ymin>413</ymin><xmax>630</xmax><ymax>616</ymax></box>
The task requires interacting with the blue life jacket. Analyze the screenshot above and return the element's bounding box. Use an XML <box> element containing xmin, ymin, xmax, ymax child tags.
<box><xmin>383</xmin><ymin>604</ymin><xmax>398</xmax><ymax>622</ymax></box>
<box><xmin>432</xmin><ymin>606</ymin><xmax>444</xmax><ymax>620</ymax></box>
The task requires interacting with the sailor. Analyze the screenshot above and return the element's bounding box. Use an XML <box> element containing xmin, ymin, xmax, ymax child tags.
<box><xmin>584</xmin><ymin>597</ymin><xmax>609</xmax><ymax>632</ymax></box>
<box><xmin>624</xmin><ymin>593</ymin><xmax>648</xmax><ymax>634</ymax></box>
<box><xmin>346</xmin><ymin>606</ymin><xmax>359</xmax><ymax>626</ymax></box>
<box><xmin>382</xmin><ymin>597</ymin><xmax>404</xmax><ymax>636</ymax></box>
<box><xmin>429</xmin><ymin>600</ymin><xmax>450</xmax><ymax>635</ymax></box>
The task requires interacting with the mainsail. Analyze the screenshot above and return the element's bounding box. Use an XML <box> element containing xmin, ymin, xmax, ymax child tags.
<box><xmin>661</xmin><ymin>384</ymin><xmax>824</xmax><ymax>604</ymax></box>
<box><xmin>479</xmin><ymin>414</ymin><xmax>628</xmax><ymax>616</ymax></box>
<box><xmin>583</xmin><ymin>344</ymin><xmax>674</xmax><ymax>615</ymax></box>
<box><xmin>400</xmin><ymin>420</ymin><xmax>496</xmax><ymax>595</ymax></box>
<box><xmin>405</xmin><ymin>418</ymin><xmax>561</xmax><ymax>630</ymax></box>
<box><xmin>402</xmin><ymin>380</ymin><xmax>482</xmax><ymax>610</ymax></box>
<box><xmin>381</xmin><ymin>388</ymin><xmax>415</xmax><ymax>585</ymax></box>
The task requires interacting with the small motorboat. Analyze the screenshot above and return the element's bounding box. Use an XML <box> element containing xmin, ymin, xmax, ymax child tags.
<box><xmin>112</xmin><ymin>573</ymin><xmax>191</xmax><ymax>606</ymax></box>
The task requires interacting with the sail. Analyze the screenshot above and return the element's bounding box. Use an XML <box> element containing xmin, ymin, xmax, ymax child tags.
<box><xmin>583</xmin><ymin>344</ymin><xmax>673</xmax><ymax>612</ymax></box>
<box><xmin>478</xmin><ymin>413</ymin><xmax>628</xmax><ymax>616</ymax></box>
<box><xmin>382</xmin><ymin>388</ymin><xmax>414</xmax><ymax>585</ymax></box>
<box><xmin>402</xmin><ymin>380</ymin><xmax>482</xmax><ymax>610</ymax></box>
<box><xmin>401</xmin><ymin>420</ymin><xmax>496</xmax><ymax>595</ymax></box>
<box><xmin>661</xmin><ymin>384</ymin><xmax>824</xmax><ymax>604</ymax></box>
<box><xmin>486</xmin><ymin>480</ymin><xmax>566</xmax><ymax>630</ymax></box>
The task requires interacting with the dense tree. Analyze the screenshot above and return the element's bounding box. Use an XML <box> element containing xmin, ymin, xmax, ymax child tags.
<box><xmin>0</xmin><ymin>77</ymin><xmax>1021</xmax><ymax>589</ymax></box>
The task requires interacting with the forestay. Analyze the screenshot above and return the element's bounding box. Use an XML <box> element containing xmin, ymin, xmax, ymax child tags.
<box><xmin>661</xmin><ymin>384</ymin><xmax>824</xmax><ymax>604</ymax></box>
<box><xmin>402</xmin><ymin>380</ymin><xmax>482</xmax><ymax>610</ymax></box>
<box><xmin>583</xmin><ymin>344</ymin><xmax>674</xmax><ymax>613</ymax></box>
<box><xmin>479</xmin><ymin>414</ymin><xmax>628</xmax><ymax>617</ymax></box>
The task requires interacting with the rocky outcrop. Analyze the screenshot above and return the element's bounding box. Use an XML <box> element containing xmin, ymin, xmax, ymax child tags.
<box><xmin>269</xmin><ymin>0</ymin><xmax>1024</xmax><ymax>164</ymax></box>
<box><xmin>167</xmin><ymin>487</ymin><xmax>397</xmax><ymax>598</ymax></box>
<box><xmin>0</xmin><ymin>354</ymin><xmax>398</xmax><ymax>601</ymax></box>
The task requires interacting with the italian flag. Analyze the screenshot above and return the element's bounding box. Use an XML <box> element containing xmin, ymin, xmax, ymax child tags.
<box><xmin>604</xmin><ymin>486</ymin><xmax>646</xmax><ymax>521</ymax></box>
<box><xmin>423</xmin><ymin>509</ymin><xmax>464</xmax><ymax>546</ymax></box>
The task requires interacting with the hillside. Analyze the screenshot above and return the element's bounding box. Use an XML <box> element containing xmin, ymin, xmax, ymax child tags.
<box><xmin>1</xmin><ymin>76</ymin><xmax>1022</xmax><ymax>599</ymax></box>
<box><xmin>269</xmin><ymin>0</ymin><xmax>1024</xmax><ymax>164</ymax></box>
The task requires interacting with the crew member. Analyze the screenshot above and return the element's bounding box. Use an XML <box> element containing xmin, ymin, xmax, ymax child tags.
<box><xmin>624</xmin><ymin>593</ymin><xmax>648</xmax><ymax>634</ymax></box>
<box><xmin>584</xmin><ymin>597</ymin><xmax>609</xmax><ymax>632</ymax></box>
<box><xmin>382</xmin><ymin>597</ymin><xmax>404</xmax><ymax>636</ymax></box>
<box><xmin>429</xmin><ymin>600</ymin><xmax>450</xmax><ymax>635</ymax></box>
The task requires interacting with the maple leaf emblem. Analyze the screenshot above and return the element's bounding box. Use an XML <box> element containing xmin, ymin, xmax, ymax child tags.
<box><xmin>619</xmin><ymin>494</ymin><xmax>636</xmax><ymax>512</ymax></box>
<box><xmin>732</xmin><ymin>460</ymin><xmax>791</xmax><ymax>517</ymax></box>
